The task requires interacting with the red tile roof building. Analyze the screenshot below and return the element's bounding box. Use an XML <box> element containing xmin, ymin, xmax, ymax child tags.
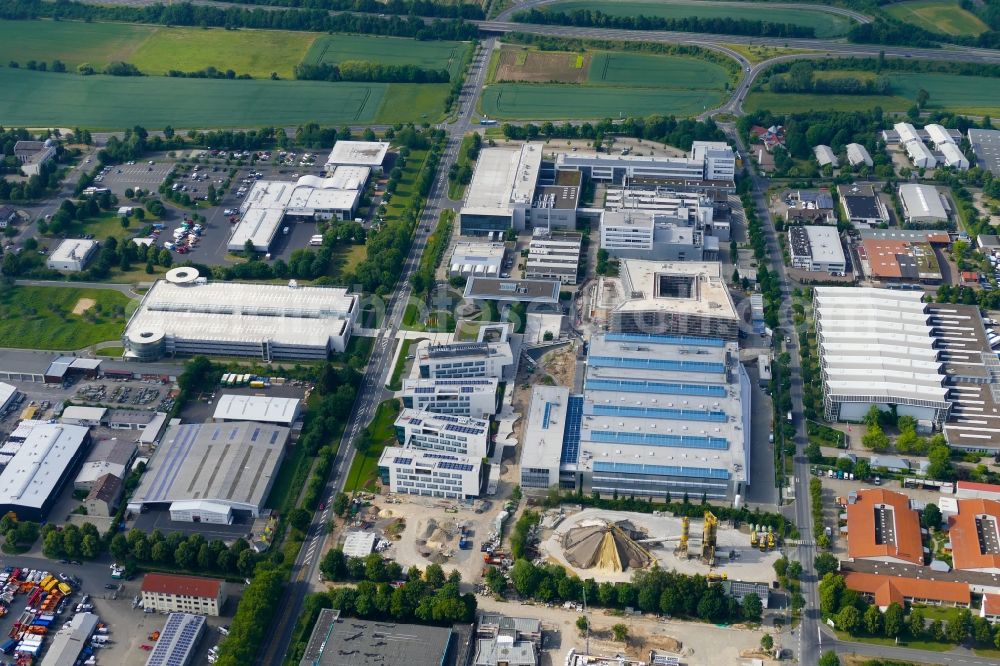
<box><xmin>948</xmin><ymin>498</ymin><xmax>1000</xmax><ymax>574</ymax></box>
<box><xmin>846</xmin><ymin>489</ymin><xmax>925</xmax><ymax>565</ymax></box>
<box><xmin>844</xmin><ymin>572</ymin><xmax>970</xmax><ymax>610</ymax></box>
<box><xmin>982</xmin><ymin>593</ymin><xmax>1000</xmax><ymax>621</ymax></box>
<box><xmin>956</xmin><ymin>480</ymin><xmax>1000</xmax><ymax>502</ymax></box>
<box><xmin>140</xmin><ymin>573</ymin><xmax>226</xmax><ymax>616</ymax></box>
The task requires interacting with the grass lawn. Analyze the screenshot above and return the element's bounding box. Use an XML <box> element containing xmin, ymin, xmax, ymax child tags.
<box><xmin>387</xmin><ymin>338</ymin><xmax>425</xmax><ymax>390</ymax></box>
<box><xmin>129</xmin><ymin>27</ymin><xmax>315</xmax><ymax>78</ymax></box>
<box><xmin>0</xmin><ymin>20</ymin><xmax>156</xmax><ymax>69</ymax></box>
<box><xmin>96</xmin><ymin>345</ymin><xmax>125</xmax><ymax>357</ymax></box>
<box><xmin>481</xmin><ymin>83</ymin><xmax>724</xmax><ymax>119</ymax></box>
<box><xmin>265</xmin><ymin>439</ymin><xmax>313</xmax><ymax>512</ymax></box>
<box><xmin>0</xmin><ymin>68</ymin><xmax>447</xmax><ymax>128</ymax></box>
<box><xmin>0</xmin><ymin>286</ymin><xmax>134</xmax><ymax>350</ymax></box>
<box><xmin>588</xmin><ymin>52</ymin><xmax>729</xmax><ymax>88</ymax></box>
<box><xmin>328</xmin><ymin>242</ymin><xmax>367</xmax><ymax>281</ymax></box>
<box><xmin>448</xmin><ymin>133</ymin><xmax>480</xmax><ymax>200</ymax></box>
<box><xmin>304</xmin><ymin>34</ymin><xmax>472</xmax><ymax>80</ymax></box>
<box><xmin>544</xmin><ymin>0</ymin><xmax>857</xmax><ymax>37</ymax></box>
<box><xmin>912</xmin><ymin>605</ymin><xmax>963</xmax><ymax>624</ymax></box>
<box><xmin>884</xmin><ymin>0</ymin><xmax>989</xmax><ymax>36</ymax></box>
<box><xmin>345</xmin><ymin>398</ymin><xmax>401</xmax><ymax>493</ymax></box>
<box><xmin>832</xmin><ymin>628</ymin><xmax>953</xmax><ymax>652</ymax></box>
<box><xmin>41</xmin><ymin>211</ymin><xmax>139</xmax><ymax>243</ymax></box>
<box><xmin>401</xmin><ymin>303</ymin><xmax>427</xmax><ymax>331</ymax></box>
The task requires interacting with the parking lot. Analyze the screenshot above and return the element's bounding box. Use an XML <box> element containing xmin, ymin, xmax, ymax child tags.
<box><xmin>96</xmin><ymin>161</ymin><xmax>173</xmax><ymax>197</ymax></box>
<box><xmin>74</xmin><ymin>380</ymin><xmax>168</xmax><ymax>410</ymax></box>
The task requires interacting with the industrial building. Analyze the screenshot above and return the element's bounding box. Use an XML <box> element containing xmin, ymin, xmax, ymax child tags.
<box><xmin>448</xmin><ymin>242</ymin><xmax>506</xmax><ymax>278</ymax></box>
<box><xmin>60</xmin><ymin>406</ymin><xmax>107</xmax><ymax>427</ymax></box>
<box><xmin>124</xmin><ymin>268</ymin><xmax>358</xmax><ymax>361</ymax></box>
<box><xmin>520</xmin><ymin>333</ymin><xmax>750</xmax><ymax>502</ymax></box>
<box><xmin>41</xmin><ymin>612</ymin><xmax>99</xmax><ymax>666</ymax></box>
<box><xmin>893</xmin><ymin>122</ymin><xmax>938</xmax><ymax>169</ymax></box>
<box><xmin>814</xmin><ymin>287</ymin><xmax>950</xmax><ymax>425</ymax></box>
<box><xmin>0</xmin><ymin>381</ymin><xmax>19</xmax><ymax>413</ymax></box>
<box><xmin>400</xmin><ymin>377</ymin><xmax>499</xmax><ymax>419</ymax></box>
<box><xmin>324</xmin><ymin>140</ymin><xmax>389</xmax><ymax>172</ymax></box>
<box><xmin>0</xmin><ymin>421</ymin><xmax>91</xmax><ymax>521</ymax></box>
<box><xmin>459</xmin><ymin>143</ymin><xmax>544</xmax><ymax>235</ymax></box>
<box><xmin>858</xmin><ymin>237</ymin><xmax>941</xmax><ymax>284</ymax></box>
<box><xmin>940</xmin><ymin>143</ymin><xmax>970</xmax><ymax>170</ymax></box>
<box><xmin>141</xmin><ymin>573</ymin><xmax>226</xmax><ymax>616</ymax></box>
<box><xmin>813</xmin><ymin>145</ymin><xmax>839</xmax><ymax>167</ymax></box>
<box><xmin>394</xmin><ymin>409</ymin><xmax>490</xmax><ymax>457</ymax></box>
<box><xmin>600</xmin><ymin>210</ymin><xmax>713</xmax><ymax>262</ymax></box>
<box><xmin>956</xmin><ymin>481</ymin><xmax>1000</xmax><ymax>502</ymax></box>
<box><xmin>837</xmin><ymin>183</ymin><xmax>890</xmax><ymax>227</ymax></box>
<box><xmin>788</xmin><ymin>226</ymin><xmax>846</xmax><ymax>273</ymax></box>
<box><xmin>84</xmin><ymin>473</ymin><xmax>123</xmax><ymax>517</ymax></box>
<box><xmin>899</xmin><ymin>184</ymin><xmax>949</xmax><ymax>225</ymax></box>
<box><xmin>128</xmin><ymin>421</ymin><xmax>288</xmax><ymax>522</ymax></box>
<box><xmin>604</xmin><ymin>187</ymin><xmax>720</xmax><ymax>233</ymax></box>
<box><xmin>14</xmin><ymin>139</ymin><xmax>55</xmax><ymax>176</ymax></box>
<box><xmin>229</xmin><ymin>171</ymin><xmax>366</xmax><ymax>252</ymax></box>
<box><xmin>378</xmin><ymin>446</ymin><xmax>483</xmax><ymax>499</ymax></box>
<box><xmin>73</xmin><ymin>438</ymin><xmax>137</xmax><ymax>491</ymax></box>
<box><xmin>969</xmin><ymin>129</ymin><xmax>1000</xmax><ymax>175</ymax></box>
<box><xmin>846</xmin><ymin>143</ymin><xmax>874</xmax><ymax>167</ymax></box>
<box><xmin>47</xmin><ymin>239</ymin><xmax>98</xmax><ymax>272</ymax></box>
<box><xmin>212</xmin><ymin>394</ymin><xmax>302</xmax><ymax>425</ymax></box>
<box><xmin>463</xmin><ymin>277</ymin><xmax>561</xmax><ymax>304</ymax></box>
<box><xmin>145</xmin><ymin>613</ymin><xmax>207</xmax><ymax>666</ymax></box>
<box><xmin>532</xmin><ymin>169</ymin><xmax>582</xmax><ymax>230</ymax></box>
<box><xmin>556</xmin><ymin>140</ymin><xmax>735</xmax><ymax>186</ymax></box>
<box><xmin>44</xmin><ymin>357</ymin><xmax>102</xmax><ymax>384</ymax></box>
<box><xmin>525</xmin><ymin>229</ymin><xmax>583</xmax><ymax>284</ymax></box>
<box><xmin>846</xmin><ymin>489</ymin><xmax>924</xmax><ymax>565</ymax></box>
<box><xmin>417</xmin><ymin>324</ymin><xmax>515</xmax><ymax>380</ymax></box>
<box><xmin>784</xmin><ymin>190</ymin><xmax>836</xmax><ymax>225</ymax></box>
<box><xmin>602</xmin><ymin>260</ymin><xmax>740</xmax><ymax>340</ymax></box>
<box><xmin>300</xmin><ymin>609</ymin><xmax>455</xmax><ymax>666</ymax></box>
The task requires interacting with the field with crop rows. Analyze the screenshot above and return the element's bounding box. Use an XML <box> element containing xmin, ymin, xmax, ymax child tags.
<box><xmin>481</xmin><ymin>84</ymin><xmax>724</xmax><ymax>119</ymax></box>
<box><xmin>543</xmin><ymin>0</ymin><xmax>856</xmax><ymax>37</ymax></box>
<box><xmin>588</xmin><ymin>51</ymin><xmax>729</xmax><ymax>88</ymax></box>
<box><xmin>303</xmin><ymin>34</ymin><xmax>471</xmax><ymax>79</ymax></box>
<box><xmin>884</xmin><ymin>0</ymin><xmax>989</xmax><ymax>36</ymax></box>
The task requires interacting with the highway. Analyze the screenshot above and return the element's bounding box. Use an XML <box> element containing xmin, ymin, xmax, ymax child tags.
<box><xmin>258</xmin><ymin>38</ymin><xmax>497</xmax><ymax>666</ymax></box>
<box><xmin>493</xmin><ymin>0</ymin><xmax>873</xmax><ymax>24</ymax></box>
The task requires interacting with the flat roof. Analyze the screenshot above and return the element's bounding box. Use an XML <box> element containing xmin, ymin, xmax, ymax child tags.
<box><xmin>847</xmin><ymin>489</ymin><xmax>923</xmax><ymax>564</ymax></box>
<box><xmin>451</xmin><ymin>242</ymin><xmax>506</xmax><ymax>270</ymax></box>
<box><xmin>859</xmin><ymin>238</ymin><xmax>940</xmax><ymax>280</ymax></box>
<box><xmin>969</xmin><ymin>129</ymin><xmax>1000</xmax><ymax>175</ymax></box>
<box><xmin>212</xmin><ymin>394</ymin><xmax>301</xmax><ymax>424</ymax></box>
<box><xmin>130</xmin><ymin>421</ymin><xmax>288</xmax><ymax>514</ymax></box>
<box><xmin>61</xmin><ymin>405</ymin><xmax>107</xmax><ymax>421</ymax></box>
<box><xmin>342</xmin><ymin>531</ymin><xmax>377</xmax><ymax>558</ymax></box>
<box><xmin>464</xmin><ymin>277</ymin><xmax>560</xmax><ymax>303</ymax></box>
<box><xmin>325</xmin><ymin>140</ymin><xmax>389</xmax><ymax>167</ymax></box>
<box><xmin>49</xmin><ymin>238</ymin><xmax>97</xmax><ymax>264</ymax></box>
<box><xmin>463</xmin><ymin>144</ymin><xmax>543</xmax><ymax>213</ymax></box>
<box><xmin>612</xmin><ymin>260</ymin><xmax>739</xmax><ymax>320</ymax></box>
<box><xmin>520</xmin><ymin>385</ymin><xmax>572</xmax><ymax>471</ymax></box>
<box><xmin>0</xmin><ymin>381</ymin><xmax>17</xmax><ymax>407</ymax></box>
<box><xmin>43</xmin><ymin>612</ymin><xmax>100</xmax><ymax>666</ymax></box>
<box><xmin>300</xmin><ymin>609</ymin><xmax>452</xmax><ymax>666</ymax></box>
<box><xmin>0</xmin><ymin>422</ymin><xmax>89</xmax><ymax>510</ymax></box>
<box><xmin>396</xmin><ymin>408</ymin><xmax>489</xmax><ymax>437</ymax></box>
<box><xmin>790</xmin><ymin>226</ymin><xmax>845</xmax><ymax>265</ymax></box>
<box><xmin>401</xmin><ymin>377</ymin><xmax>498</xmax><ymax>397</ymax></box>
<box><xmin>146</xmin><ymin>613</ymin><xmax>206</xmax><ymax>666</ymax></box>
<box><xmin>378</xmin><ymin>446</ymin><xmax>481</xmax><ymax>475</ymax></box>
<box><xmin>126</xmin><ymin>279</ymin><xmax>356</xmax><ymax>349</ymax></box>
<box><xmin>323</xmin><ymin>166</ymin><xmax>371</xmax><ymax>191</ymax></box>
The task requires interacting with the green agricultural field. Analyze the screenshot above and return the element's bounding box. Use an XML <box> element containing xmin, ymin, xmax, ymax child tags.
<box><xmin>129</xmin><ymin>27</ymin><xmax>314</xmax><ymax>78</ymax></box>
<box><xmin>303</xmin><ymin>34</ymin><xmax>471</xmax><ymax>79</ymax></box>
<box><xmin>545</xmin><ymin>0</ymin><xmax>856</xmax><ymax>37</ymax></box>
<box><xmin>481</xmin><ymin>83</ymin><xmax>724</xmax><ymax>119</ymax></box>
<box><xmin>0</xmin><ymin>286</ymin><xmax>134</xmax><ymax>350</ymax></box>
<box><xmin>0</xmin><ymin>68</ymin><xmax>447</xmax><ymax>128</ymax></box>
<box><xmin>884</xmin><ymin>0</ymin><xmax>989</xmax><ymax>36</ymax></box>
<box><xmin>746</xmin><ymin>71</ymin><xmax>1000</xmax><ymax>116</ymax></box>
<box><xmin>0</xmin><ymin>20</ymin><xmax>155</xmax><ymax>69</ymax></box>
<box><xmin>588</xmin><ymin>52</ymin><xmax>729</xmax><ymax>88</ymax></box>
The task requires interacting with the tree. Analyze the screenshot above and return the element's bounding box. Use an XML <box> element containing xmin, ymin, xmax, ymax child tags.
<box><xmin>836</xmin><ymin>606</ymin><xmax>861</xmax><ymax>634</ymax></box>
<box><xmin>908</xmin><ymin>606</ymin><xmax>925</xmax><ymax>638</ymax></box>
<box><xmin>862</xmin><ymin>423</ymin><xmax>889</xmax><ymax>451</ymax></box>
<box><xmin>611</xmin><ymin>623</ymin><xmax>629</xmax><ymax>642</ymax></box>
<box><xmin>864</xmin><ymin>605</ymin><xmax>883</xmax><ymax>635</ymax></box>
<box><xmin>818</xmin><ymin>652</ymin><xmax>840</xmax><ymax>666</ymax></box>
<box><xmin>854</xmin><ymin>459</ymin><xmax>871</xmax><ymax>480</ymax></box>
<box><xmin>288</xmin><ymin>508</ymin><xmax>311</xmax><ymax>532</ymax></box>
<box><xmin>814</xmin><ymin>552</ymin><xmax>839</xmax><ymax>578</ymax></box>
<box><xmin>760</xmin><ymin>634</ymin><xmax>774</xmax><ymax>651</ymax></box>
<box><xmin>819</xmin><ymin>573</ymin><xmax>844</xmax><ymax>615</ymax></box>
<box><xmin>81</xmin><ymin>534</ymin><xmax>100</xmax><ymax>559</ymax></box>
<box><xmin>863</xmin><ymin>404</ymin><xmax>882</xmax><ymax>427</ymax></box>
<box><xmin>884</xmin><ymin>602</ymin><xmax>904</xmax><ymax>638</ymax></box>
<box><xmin>916</xmin><ymin>88</ymin><xmax>930</xmax><ymax>109</ymax></box>
<box><xmin>484</xmin><ymin>567</ymin><xmax>506</xmax><ymax>597</ymax></box>
<box><xmin>973</xmin><ymin>616</ymin><xmax>992</xmax><ymax>644</ymax></box>
<box><xmin>109</xmin><ymin>533</ymin><xmax>128</xmax><ymax>562</ymax></box>
<box><xmin>576</xmin><ymin>616</ymin><xmax>589</xmax><ymax>636</ymax></box>
<box><xmin>922</xmin><ymin>503</ymin><xmax>942</xmax><ymax>529</ymax></box>
<box><xmin>333</xmin><ymin>492</ymin><xmax>350</xmax><ymax>517</ymax></box>
<box><xmin>742</xmin><ymin>593</ymin><xmax>763</xmax><ymax>622</ymax></box>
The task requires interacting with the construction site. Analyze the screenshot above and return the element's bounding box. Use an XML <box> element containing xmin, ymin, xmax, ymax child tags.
<box><xmin>540</xmin><ymin>508</ymin><xmax>781</xmax><ymax>583</ymax></box>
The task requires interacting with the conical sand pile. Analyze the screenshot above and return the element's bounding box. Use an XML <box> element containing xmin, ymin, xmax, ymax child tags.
<box><xmin>562</xmin><ymin>521</ymin><xmax>653</xmax><ymax>572</ymax></box>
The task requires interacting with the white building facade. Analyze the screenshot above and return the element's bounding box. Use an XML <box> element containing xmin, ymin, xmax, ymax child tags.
<box><xmin>400</xmin><ymin>378</ymin><xmax>499</xmax><ymax>419</ymax></box>
<box><xmin>378</xmin><ymin>446</ymin><xmax>482</xmax><ymax>499</ymax></box>
<box><xmin>394</xmin><ymin>408</ymin><xmax>490</xmax><ymax>457</ymax></box>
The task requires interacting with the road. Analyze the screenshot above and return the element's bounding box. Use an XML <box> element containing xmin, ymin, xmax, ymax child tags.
<box><xmin>493</xmin><ymin>0</ymin><xmax>873</xmax><ymax>24</ymax></box>
<box><xmin>258</xmin><ymin>38</ymin><xmax>498</xmax><ymax>666</ymax></box>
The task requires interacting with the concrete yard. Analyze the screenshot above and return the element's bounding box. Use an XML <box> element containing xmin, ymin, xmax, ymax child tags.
<box><xmin>539</xmin><ymin>508</ymin><xmax>780</xmax><ymax>584</ymax></box>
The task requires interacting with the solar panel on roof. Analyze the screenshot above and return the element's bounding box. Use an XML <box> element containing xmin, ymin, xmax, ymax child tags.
<box><xmin>592</xmin><ymin>405</ymin><xmax>727</xmax><ymax>422</ymax></box>
<box><xmin>560</xmin><ymin>396</ymin><xmax>584</xmax><ymax>465</ymax></box>
<box><xmin>590</xmin><ymin>431</ymin><xmax>729</xmax><ymax>450</ymax></box>
<box><xmin>445</xmin><ymin>423</ymin><xmax>483</xmax><ymax>435</ymax></box>
<box><xmin>393</xmin><ymin>457</ymin><xmax>413</xmax><ymax>466</ymax></box>
<box><xmin>438</xmin><ymin>462</ymin><xmax>475</xmax><ymax>471</ymax></box>
<box><xmin>593</xmin><ymin>460</ymin><xmax>729</xmax><ymax>479</ymax></box>
<box><xmin>586</xmin><ymin>378</ymin><xmax>727</xmax><ymax>397</ymax></box>
<box><xmin>589</xmin><ymin>356</ymin><xmax>725</xmax><ymax>373</ymax></box>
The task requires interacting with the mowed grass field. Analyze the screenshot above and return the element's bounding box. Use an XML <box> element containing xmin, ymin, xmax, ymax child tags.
<box><xmin>303</xmin><ymin>34</ymin><xmax>471</xmax><ymax>79</ymax></box>
<box><xmin>884</xmin><ymin>0</ymin><xmax>989</xmax><ymax>36</ymax></box>
<box><xmin>746</xmin><ymin>71</ymin><xmax>1000</xmax><ymax>115</ymax></box>
<box><xmin>0</xmin><ymin>20</ymin><xmax>155</xmax><ymax>69</ymax></box>
<box><xmin>0</xmin><ymin>286</ymin><xmax>134</xmax><ymax>350</ymax></box>
<box><xmin>544</xmin><ymin>0</ymin><xmax>856</xmax><ymax>37</ymax></box>
<box><xmin>0</xmin><ymin>68</ymin><xmax>448</xmax><ymax>127</ymax></box>
<box><xmin>483</xmin><ymin>49</ymin><xmax>729</xmax><ymax>119</ymax></box>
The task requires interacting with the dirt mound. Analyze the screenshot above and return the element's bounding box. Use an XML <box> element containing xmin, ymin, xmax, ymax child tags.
<box><xmin>420</xmin><ymin>519</ymin><xmax>438</xmax><ymax>540</ymax></box>
<box><xmin>562</xmin><ymin>521</ymin><xmax>653</xmax><ymax>572</ymax></box>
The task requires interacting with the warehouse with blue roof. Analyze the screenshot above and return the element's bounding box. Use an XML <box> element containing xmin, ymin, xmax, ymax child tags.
<box><xmin>520</xmin><ymin>333</ymin><xmax>750</xmax><ymax>502</ymax></box>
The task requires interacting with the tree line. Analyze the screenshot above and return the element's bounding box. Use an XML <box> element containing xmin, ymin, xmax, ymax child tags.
<box><xmin>513</xmin><ymin>8</ymin><xmax>814</xmax><ymax>38</ymax></box>
<box><xmin>107</xmin><ymin>528</ymin><xmax>261</xmax><ymax>577</ymax></box>
<box><xmin>0</xmin><ymin>0</ymin><xmax>479</xmax><ymax>42</ymax></box>
<box><xmin>500</xmin><ymin>115</ymin><xmax>725</xmax><ymax>152</ymax></box>
<box><xmin>210</xmin><ymin>0</ymin><xmax>484</xmax><ymax>20</ymax></box>
<box><xmin>767</xmin><ymin>62</ymin><xmax>890</xmax><ymax>96</ymax></box>
<box><xmin>294</xmin><ymin>61</ymin><xmax>449</xmax><ymax>83</ymax></box>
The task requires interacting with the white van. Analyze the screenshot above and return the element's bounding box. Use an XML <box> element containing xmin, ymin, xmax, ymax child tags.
<box><xmin>309</xmin><ymin>235</ymin><xmax>323</xmax><ymax>246</ymax></box>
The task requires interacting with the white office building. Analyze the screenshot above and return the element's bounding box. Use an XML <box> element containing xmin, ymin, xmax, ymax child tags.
<box><xmin>123</xmin><ymin>268</ymin><xmax>358</xmax><ymax>361</ymax></box>
<box><xmin>788</xmin><ymin>226</ymin><xmax>846</xmax><ymax>273</ymax></box>
<box><xmin>401</xmin><ymin>377</ymin><xmax>499</xmax><ymax>419</ymax></box>
<box><xmin>604</xmin><ymin>187</ymin><xmax>721</xmax><ymax>237</ymax></box>
<box><xmin>230</xmin><ymin>172</ymin><xmax>364</xmax><ymax>252</ymax></box>
<box><xmin>394</xmin><ymin>408</ymin><xmax>490</xmax><ymax>457</ymax></box>
<box><xmin>324</xmin><ymin>140</ymin><xmax>389</xmax><ymax>172</ymax></box>
<box><xmin>600</xmin><ymin>210</ymin><xmax>711</xmax><ymax>262</ymax></box>
<box><xmin>520</xmin><ymin>385</ymin><xmax>574</xmax><ymax>491</ymax></box>
<box><xmin>525</xmin><ymin>229</ymin><xmax>583</xmax><ymax>284</ymax></box>
<box><xmin>449</xmin><ymin>242</ymin><xmax>506</xmax><ymax>278</ymax></box>
<box><xmin>378</xmin><ymin>446</ymin><xmax>483</xmax><ymax>499</ymax></box>
<box><xmin>846</xmin><ymin>143</ymin><xmax>874</xmax><ymax>167</ymax></box>
<box><xmin>460</xmin><ymin>143</ymin><xmax>543</xmax><ymax>235</ymax></box>
<box><xmin>814</xmin><ymin>287</ymin><xmax>950</xmax><ymax>425</ymax></box>
<box><xmin>814</xmin><ymin>145</ymin><xmax>839</xmax><ymax>167</ymax></box>
<box><xmin>556</xmin><ymin>140</ymin><xmax>735</xmax><ymax>185</ymax></box>
<box><xmin>47</xmin><ymin>239</ymin><xmax>98</xmax><ymax>272</ymax></box>
<box><xmin>899</xmin><ymin>184</ymin><xmax>949</xmax><ymax>225</ymax></box>
<box><xmin>691</xmin><ymin>140</ymin><xmax>737</xmax><ymax>181</ymax></box>
<box><xmin>417</xmin><ymin>324</ymin><xmax>515</xmax><ymax>380</ymax></box>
